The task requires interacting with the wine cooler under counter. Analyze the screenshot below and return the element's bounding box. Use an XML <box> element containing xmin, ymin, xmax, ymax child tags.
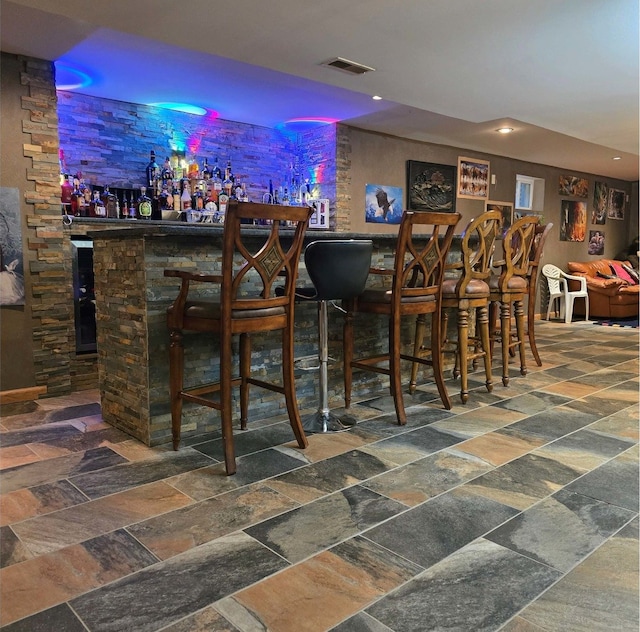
<box><xmin>71</xmin><ymin>237</ymin><xmax>97</xmax><ymax>354</ymax></box>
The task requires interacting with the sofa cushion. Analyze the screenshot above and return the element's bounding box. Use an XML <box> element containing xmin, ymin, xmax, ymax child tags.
<box><xmin>610</xmin><ymin>262</ymin><xmax>638</xmax><ymax>285</ymax></box>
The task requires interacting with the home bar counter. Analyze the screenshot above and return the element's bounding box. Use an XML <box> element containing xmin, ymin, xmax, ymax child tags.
<box><xmin>87</xmin><ymin>220</ymin><xmax>422</xmax><ymax>447</ymax></box>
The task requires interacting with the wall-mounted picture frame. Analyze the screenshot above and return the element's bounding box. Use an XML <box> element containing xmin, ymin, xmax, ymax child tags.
<box><xmin>486</xmin><ymin>200</ymin><xmax>514</xmax><ymax>235</ymax></box>
<box><xmin>588</xmin><ymin>230</ymin><xmax>605</xmax><ymax>255</ymax></box>
<box><xmin>365</xmin><ymin>183</ymin><xmax>403</xmax><ymax>224</ymax></box>
<box><xmin>607</xmin><ymin>188</ymin><xmax>625</xmax><ymax>220</ymax></box>
<box><xmin>0</xmin><ymin>186</ymin><xmax>25</xmax><ymax>306</ymax></box>
<box><xmin>457</xmin><ymin>157</ymin><xmax>490</xmax><ymax>200</ymax></box>
<box><xmin>560</xmin><ymin>200</ymin><xmax>587</xmax><ymax>242</ymax></box>
<box><xmin>406</xmin><ymin>160</ymin><xmax>456</xmax><ymax>212</ymax></box>
<box><xmin>592</xmin><ymin>181</ymin><xmax>608</xmax><ymax>225</ymax></box>
<box><xmin>559</xmin><ymin>175</ymin><xmax>589</xmax><ymax>198</ymax></box>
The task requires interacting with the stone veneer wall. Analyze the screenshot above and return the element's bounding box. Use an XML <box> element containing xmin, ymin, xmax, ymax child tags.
<box><xmin>15</xmin><ymin>56</ymin><xmax>97</xmax><ymax>395</ymax></box>
<box><xmin>57</xmin><ymin>91</ymin><xmax>337</xmax><ymax>209</ymax></box>
<box><xmin>335</xmin><ymin>124</ymin><xmax>352</xmax><ymax>231</ymax></box>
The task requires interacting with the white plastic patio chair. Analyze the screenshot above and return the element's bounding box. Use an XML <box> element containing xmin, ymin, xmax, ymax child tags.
<box><xmin>542</xmin><ymin>264</ymin><xmax>589</xmax><ymax>323</ymax></box>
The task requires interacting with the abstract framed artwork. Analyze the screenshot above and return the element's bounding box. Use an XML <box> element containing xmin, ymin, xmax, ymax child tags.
<box><xmin>365</xmin><ymin>183</ymin><xmax>403</xmax><ymax>224</ymax></box>
<box><xmin>559</xmin><ymin>175</ymin><xmax>589</xmax><ymax>198</ymax></box>
<box><xmin>560</xmin><ymin>200</ymin><xmax>587</xmax><ymax>242</ymax></box>
<box><xmin>457</xmin><ymin>157</ymin><xmax>490</xmax><ymax>200</ymax></box>
<box><xmin>406</xmin><ymin>160</ymin><xmax>456</xmax><ymax>212</ymax></box>
<box><xmin>486</xmin><ymin>200</ymin><xmax>514</xmax><ymax>234</ymax></box>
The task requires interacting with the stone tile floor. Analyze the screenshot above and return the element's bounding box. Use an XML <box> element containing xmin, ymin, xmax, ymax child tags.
<box><xmin>0</xmin><ymin>320</ymin><xmax>638</xmax><ymax>631</ymax></box>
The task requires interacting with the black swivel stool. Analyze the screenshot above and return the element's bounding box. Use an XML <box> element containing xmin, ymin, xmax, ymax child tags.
<box><xmin>299</xmin><ymin>239</ymin><xmax>373</xmax><ymax>433</ymax></box>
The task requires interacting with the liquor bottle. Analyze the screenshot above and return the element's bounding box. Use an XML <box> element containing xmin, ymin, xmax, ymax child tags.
<box><xmin>161</xmin><ymin>156</ymin><xmax>174</xmax><ymax>183</ymax></box>
<box><xmin>194</xmin><ymin>182</ymin><xmax>205</xmax><ymax>210</ymax></box>
<box><xmin>201</xmin><ymin>158</ymin><xmax>211</xmax><ymax>180</ymax></box>
<box><xmin>61</xmin><ymin>174</ymin><xmax>73</xmax><ymax>209</ymax></box>
<box><xmin>91</xmin><ymin>190</ymin><xmax>106</xmax><ymax>218</ymax></box>
<box><xmin>102</xmin><ymin>185</ymin><xmax>118</xmax><ymax>218</ymax></box>
<box><xmin>81</xmin><ymin>179</ymin><xmax>92</xmax><ymax>207</ymax></box>
<box><xmin>138</xmin><ymin>186</ymin><xmax>153</xmax><ymax>220</ymax></box>
<box><xmin>222</xmin><ymin>159</ymin><xmax>234</xmax><ymax>199</ymax></box>
<box><xmin>128</xmin><ymin>193</ymin><xmax>137</xmax><ymax>220</ymax></box>
<box><xmin>187</xmin><ymin>155</ymin><xmax>200</xmax><ymax>182</ymax></box>
<box><xmin>211</xmin><ymin>156</ymin><xmax>222</xmax><ymax>182</ymax></box>
<box><xmin>170</xmin><ymin>154</ymin><xmax>182</xmax><ymax>181</ymax></box>
<box><xmin>146</xmin><ymin>150</ymin><xmax>160</xmax><ymax>194</ymax></box>
<box><xmin>217</xmin><ymin>191</ymin><xmax>229</xmax><ymax>222</ymax></box>
<box><xmin>158</xmin><ymin>183</ymin><xmax>170</xmax><ymax>211</ymax></box>
<box><xmin>180</xmin><ymin>180</ymin><xmax>192</xmax><ymax>211</ymax></box>
<box><xmin>172</xmin><ymin>181</ymin><xmax>181</xmax><ymax>214</ymax></box>
<box><xmin>121</xmin><ymin>195</ymin><xmax>129</xmax><ymax>220</ymax></box>
<box><xmin>70</xmin><ymin>177</ymin><xmax>82</xmax><ymax>216</ymax></box>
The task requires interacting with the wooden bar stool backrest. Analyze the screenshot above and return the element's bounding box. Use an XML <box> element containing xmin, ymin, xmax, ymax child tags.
<box><xmin>164</xmin><ymin>200</ymin><xmax>312</xmax><ymax>475</ymax></box>
<box><xmin>527</xmin><ymin>222</ymin><xmax>553</xmax><ymax>365</ymax></box>
<box><xmin>343</xmin><ymin>210</ymin><xmax>461</xmax><ymax>424</ymax></box>
<box><xmin>453</xmin><ymin>210</ymin><xmax>503</xmax><ymax>294</ymax></box>
<box><xmin>497</xmin><ymin>215</ymin><xmax>541</xmax><ymax>291</ymax></box>
<box><xmin>394</xmin><ymin>211</ymin><xmax>462</xmax><ymax>307</ymax></box>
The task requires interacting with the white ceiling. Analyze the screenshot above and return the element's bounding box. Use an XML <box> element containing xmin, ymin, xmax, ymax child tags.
<box><xmin>2</xmin><ymin>0</ymin><xmax>639</xmax><ymax>180</ymax></box>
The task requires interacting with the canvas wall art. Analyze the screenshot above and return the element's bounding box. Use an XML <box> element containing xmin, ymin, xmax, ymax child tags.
<box><xmin>486</xmin><ymin>200</ymin><xmax>513</xmax><ymax>234</ymax></box>
<box><xmin>457</xmin><ymin>157</ymin><xmax>490</xmax><ymax>200</ymax></box>
<box><xmin>560</xmin><ymin>200</ymin><xmax>587</xmax><ymax>242</ymax></box>
<box><xmin>406</xmin><ymin>161</ymin><xmax>456</xmax><ymax>212</ymax></box>
<box><xmin>0</xmin><ymin>187</ymin><xmax>25</xmax><ymax>306</ymax></box>
<box><xmin>607</xmin><ymin>188</ymin><xmax>625</xmax><ymax>220</ymax></box>
<box><xmin>592</xmin><ymin>181</ymin><xmax>608</xmax><ymax>225</ymax></box>
<box><xmin>588</xmin><ymin>230</ymin><xmax>605</xmax><ymax>255</ymax></box>
<box><xmin>559</xmin><ymin>175</ymin><xmax>589</xmax><ymax>198</ymax></box>
<box><xmin>365</xmin><ymin>184</ymin><xmax>403</xmax><ymax>224</ymax></box>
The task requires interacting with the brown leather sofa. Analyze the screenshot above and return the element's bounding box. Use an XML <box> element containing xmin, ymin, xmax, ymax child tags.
<box><xmin>567</xmin><ymin>259</ymin><xmax>639</xmax><ymax>319</ymax></box>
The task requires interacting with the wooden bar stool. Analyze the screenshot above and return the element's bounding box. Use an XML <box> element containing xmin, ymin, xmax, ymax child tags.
<box><xmin>488</xmin><ymin>215</ymin><xmax>540</xmax><ymax>386</ymax></box>
<box><xmin>163</xmin><ymin>201</ymin><xmax>312</xmax><ymax>475</ymax></box>
<box><xmin>343</xmin><ymin>211</ymin><xmax>461</xmax><ymax>425</ymax></box>
<box><xmin>410</xmin><ymin>210</ymin><xmax>503</xmax><ymax>403</ymax></box>
<box><xmin>526</xmin><ymin>222</ymin><xmax>553</xmax><ymax>366</ymax></box>
<box><xmin>297</xmin><ymin>239</ymin><xmax>373</xmax><ymax>433</ymax></box>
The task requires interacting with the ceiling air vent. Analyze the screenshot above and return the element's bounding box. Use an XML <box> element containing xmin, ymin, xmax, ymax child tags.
<box><xmin>322</xmin><ymin>57</ymin><xmax>375</xmax><ymax>75</ymax></box>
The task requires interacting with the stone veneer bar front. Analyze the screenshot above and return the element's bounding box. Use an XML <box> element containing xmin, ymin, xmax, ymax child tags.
<box><xmin>89</xmin><ymin>221</ymin><xmax>425</xmax><ymax>446</ymax></box>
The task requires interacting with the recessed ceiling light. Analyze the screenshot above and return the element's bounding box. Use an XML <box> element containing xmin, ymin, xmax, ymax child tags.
<box><xmin>496</xmin><ymin>127</ymin><xmax>514</xmax><ymax>134</ymax></box>
<box><xmin>372</xmin><ymin>95</ymin><xmax>382</xmax><ymax>100</ymax></box>
<box><xmin>612</xmin><ymin>156</ymin><xmax>622</xmax><ymax>160</ymax></box>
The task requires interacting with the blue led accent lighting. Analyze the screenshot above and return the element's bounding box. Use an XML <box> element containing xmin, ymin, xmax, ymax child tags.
<box><xmin>149</xmin><ymin>102</ymin><xmax>208</xmax><ymax>116</ymax></box>
<box><xmin>54</xmin><ymin>62</ymin><xmax>93</xmax><ymax>90</ymax></box>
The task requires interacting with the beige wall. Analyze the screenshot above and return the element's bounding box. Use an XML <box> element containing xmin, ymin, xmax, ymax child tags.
<box><xmin>344</xmin><ymin>126</ymin><xmax>637</xmax><ymax>270</ymax></box>
<box><xmin>0</xmin><ymin>54</ymin><xmax>36</xmax><ymax>390</ymax></box>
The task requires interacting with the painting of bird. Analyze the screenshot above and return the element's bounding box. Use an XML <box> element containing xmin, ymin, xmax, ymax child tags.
<box><xmin>375</xmin><ymin>188</ymin><xmax>395</xmax><ymax>221</ymax></box>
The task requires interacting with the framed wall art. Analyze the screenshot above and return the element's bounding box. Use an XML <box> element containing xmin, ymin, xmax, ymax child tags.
<box><xmin>588</xmin><ymin>230</ymin><xmax>605</xmax><ymax>256</ymax></box>
<box><xmin>486</xmin><ymin>200</ymin><xmax>514</xmax><ymax>234</ymax></box>
<box><xmin>406</xmin><ymin>160</ymin><xmax>456</xmax><ymax>212</ymax></box>
<box><xmin>607</xmin><ymin>188</ymin><xmax>625</xmax><ymax>220</ymax></box>
<box><xmin>457</xmin><ymin>157</ymin><xmax>490</xmax><ymax>200</ymax></box>
<box><xmin>365</xmin><ymin>183</ymin><xmax>403</xmax><ymax>224</ymax></box>
<box><xmin>559</xmin><ymin>175</ymin><xmax>589</xmax><ymax>198</ymax></box>
<box><xmin>0</xmin><ymin>187</ymin><xmax>25</xmax><ymax>306</ymax></box>
<box><xmin>592</xmin><ymin>181</ymin><xmax>608</xmax><ymax>224</ymax></box>
<box><xmin>560</xmin><ymin>200</ymin><xmax>587</xmax><ymax>242</ymax></box>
